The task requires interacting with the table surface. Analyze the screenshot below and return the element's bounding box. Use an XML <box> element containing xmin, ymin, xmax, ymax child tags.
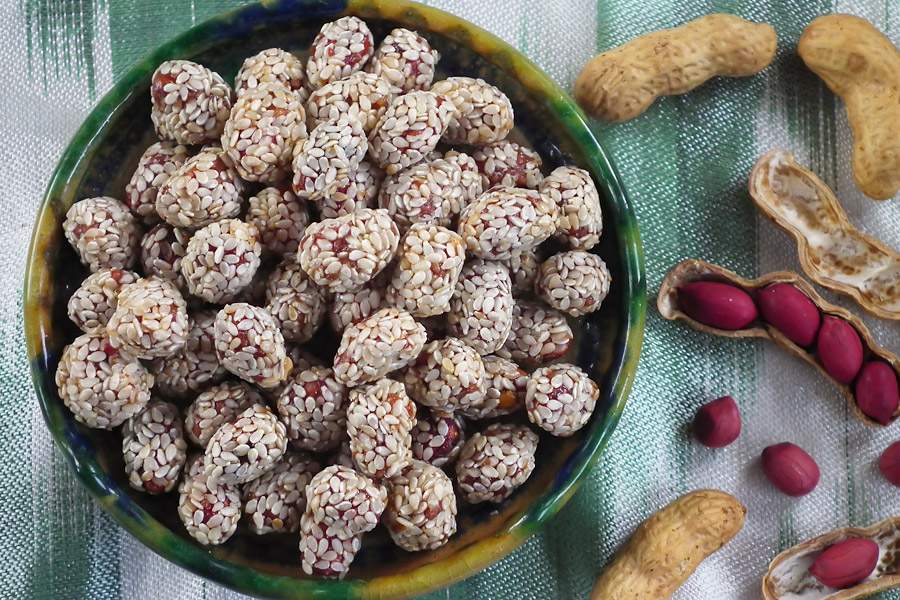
<box><xmin>5</xmin><ymin>0</ymin><xmax>900</xmax><ymax>598</ymax></box>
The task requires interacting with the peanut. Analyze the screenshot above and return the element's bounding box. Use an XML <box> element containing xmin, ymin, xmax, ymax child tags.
<box><xmin>693</xmin><ymin>396</ymin><xmax>742</xmax><ymax>448</ymax></box>
<box><xmin>677</xmin><ymin>281</ymin><xmax>757</xmax><ymax>330</ymax></box>
<box><xmin>574</xmin><ymin>14</ymin><xmax>776</xmax><ymax>122</ymax></box>
<box><xmin>749</xmin><ymin>148</ymin><xmax>900</xmax><ymax>320</ymax></box>
<box><xmin>659</xmin><ymin>259</ymin><xmax>900</xmax><ymax>428</ymax></box>
<box><xmin>756</xmin><ymin>283</ymin><xmax>820</xmax><ymax>347</ymax></box>
<box><xmin>591</xmin><ymin>489</ymin><xmax>744</xmax><ymax>600</ymax></box>
<box><xmin>798</xmin><ymin>15</ymin><xmax>900</xmax><ymax>200</ymax></box>
<box><xmin>809</xmin><ymin>539</ymin><xmax>879</xmax><ymax>589</ymax></box>
<box><xmin>878</xmin><ymin>441</ymin><xmax>900</xmax><ymax>486</ymax></box>
<box><xmin>761</xmin><ymin>443</ymin><xmax>820</xmax><ymax>497</ymax></box>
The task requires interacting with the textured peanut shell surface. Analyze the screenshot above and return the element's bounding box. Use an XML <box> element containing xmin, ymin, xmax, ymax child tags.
<box><xmin>590</xmin><ymin>489</ymin><xmax>745</xmax><ymax>600</ymax></box>
<box><xmin>799</xmin><ymin>14</ymin><xmax>900</xmax><ymax>200</ymax></box>
<box><xmin>574</xmin><ymin>14</ymin><xmax>777</xmax><ymax>122</ymax></box>
<box><xmin>763</xmin><ymin>516</ymin><xmax>900</xmax><ymax>599</ymax></box>
<box><xmin>658</xmin><ymin>259</ymin><xmax>900</xmax><ymax>427</ymax></box>
<box><xmin>749</xmin><ymin>149</ymin><xmax>900</xmax><ymax>321</ymax></box>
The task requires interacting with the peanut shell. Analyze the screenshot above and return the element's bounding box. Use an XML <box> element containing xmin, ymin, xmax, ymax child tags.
<box><xmin>763</xmin><ymin>516</ymin><xmax>900</xmax><ymax>599</ymax></box>
<box><xmin>749</xmin><ymin>148</ymin><xmax>900</xmax><ymax>320</ymax></box>
<box><xmin>658</xmin><ymin>259</ymin><xmax>900</xmax><ymax>427</ymax></box>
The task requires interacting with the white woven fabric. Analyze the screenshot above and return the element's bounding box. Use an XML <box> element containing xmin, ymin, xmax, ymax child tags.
<box><xmin>4</xmin><ymin>1</ymin><xmax>900</xmax><ymax>598</ymax></box>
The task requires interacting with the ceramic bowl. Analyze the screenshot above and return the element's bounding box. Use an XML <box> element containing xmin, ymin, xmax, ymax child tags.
<box><xmin>23</xmin><ymin>0</ymin><xmax>645</xmax><ymax>597</ymax></box>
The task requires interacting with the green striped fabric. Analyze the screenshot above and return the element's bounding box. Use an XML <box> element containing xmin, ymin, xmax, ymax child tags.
<box><xmin>6</xmin><ymin>0</ymin><xmax>900</xmax><ymax>598</ymax></box>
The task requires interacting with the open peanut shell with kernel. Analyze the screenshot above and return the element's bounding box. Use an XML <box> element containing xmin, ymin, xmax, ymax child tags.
<box><xmin>762</xmin><ymin>516</ymin><xmax>900</xmax><ymax>599</ymax></box>
<box><xmin>658</xmin><ymin>258</ymin><xmax>900</xmax><ymax>427</ymax></box>
<box><xmin>749</xmin><ymin>148</ymin><xmax>900</xmax><ymax>320</ymax></box>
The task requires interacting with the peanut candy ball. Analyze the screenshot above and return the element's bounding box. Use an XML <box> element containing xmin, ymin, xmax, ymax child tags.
<box><xmin>317</xmin><ymin>160</ymin><xmax>384</xmax><ymax>220</ymax></box>
<box><xmin>431</xmin><ymin>76</ymin><xmax>514</xmax><ymax>144</ymax></box>
<box><xmin>150</xmin><ymin>59</ymin><xmax>232</xmax><ymax>145</ymax></box>
<box><xmin>156</xmin><ymin>148</ymin><xmax>244</xmax><ymax>230</ymax></box>
<box><xmin>386</xmin><ymin>223</ymin><xmax>465</xmax><ymax>317</ymax></box>
<box><xmin>329</xmin><ymin>278</ymin><xmax>386</xmax><ymax>333</ymax></box>
<box><xmin>276</xmin><ymin>366</ymin><xmax>348</xmax><ymax>452</ymax></box>
<box><xmin>181</xmin><ymin>219</ymin><xmax>262</xmax><ymax>304</ymax></box>
<box><xmin>222</xmin><ymin>82</ymin><xmax>308</xmax><ymax>183</ymax></box>
<box><xmin>369</xmin><ymin>91</ymin><xmax>454</xmax><ymax>174</ymax></box>
<box><xmin>461</xmin><ymin>355</ymin><xmax>527</xmax><ymax>420</ymax></box>
<box><xmin>346</xmin><ymin>378</ymin><xmax>417</xmax><ymax>479</ymax></box>
<box><xmin>298</xmin><ymin>208</ymin><xmax>399</xmax><ymax>295</ymax></box>
<box><xmin>242</xmin><ymin>451</ymin><xmax>322</xmax><ymax>535</ymax></box>
<box><xmin>235</xmin><ymin>47</ymin><xmax>306</xmax><ymax>97</ymax></box>
<box><xmin>67</xmin><ymin>268</ymin><xmax>139</xmax><ymax>333</ymax></box>
<box><xmin>213</xmin><ymin>302</ymin><xmax>292</xmax><ymax>389</ymax></box>
<box><xmin>184</xmin><ymin>380</ymin><xmax>264</xmax><ymax>447</ymax></box>
<box><xmin>410</xmin><ymin>407</ymin><xmax>465</xmax><ymax>467</ymax></box>
<box><xmin>125</xmin><ymin>141</ymin><xmax>189</xmax><ymax>224</ymax></box>
<box><xmin>63</xmin><ymin>196</ymin><xmax>140</xmax><ymax>272</ymax></box>
<box><xmin>384</xmin><ymin>460</ymin><xmax>457</xmax><ymax>551</ymax></box>
<box><xmin>368</xmin><ymin>28</ymin><xmax>439</xmax><ymax>92</ymax></box>
<box><xmin>178</xmin><ymin>459</ymin><xmax>242</xmax><ymax>545</ymax></box>
<box><xmin>106</xmin><ymin>276</ymin><xmax>189</xmax><ymax>360</ymax></box>
<box><xmin>307</xmin><ymin>71</ymin><xmax>395</xmax><ymax>134</ymax></box>
<box><xmin>265</xmin><ymin>258</ymin><xmax>326</xmax><ymax>344</ymax></box>
<box><xmin>333</xmin><ymin>307</ymin><xmax>426</xmax><ymax>387</ymax></box>
<box><xmin>403</xmin><ymin>337</ymin><xmax>487</xmax><ymax>412</ymax></box>
<box><xmin>246</xmin><ymin>186</ymin><xmax>311</xmax><ymax>258</ymax></box>
<box><xmin>306</xmin><ymin>16</ymin><xmax>374</xmax><ymax>91</ymax></box>
<box><xmin>457</xmin><ymin>187</ymin><xmax>558</xmax><ymax>260</ymax></box>
<box><xmin>55</xmin><ymin>332</ymin><xmax>153</xmax><ymax>429</ymax></box>
<box><xmin>305</xmin><ymin>465</ymin><xmax>387</xmax><ymax>540</ymax></box>
<box><xmin>447</xmin><ymin>259</ymin><xmax>514</xmax><ymax>355</ymax></box>
<box><xmin>122</xmin><ymin>399</ymin><xmax>187</xmax><ymax>494</ymax></box>
<box><xmin>443</xmin><ymin>149</ymin><xmax>483</xmax><ymax>208</ymax></box>
<box><xmin>525</xmin><ymin>363</ymin><xmax>599</xmax><ymax>437</ymax></box>
<box><xmin>140</xmin><ymin>223</ymin><xmax>190</xmax><ymax>291</ymax></box>
<box><xmin>292</xmin><ymin>114</ymin><xmax>368</xmax><ymax>202</ymax></box>
<box><xmin>299</xmin><ymin>507</ymin><xmax>362</xmax><ymax>578</ymax></box>
<box><xmin>472</xmin><ymin>140</ymin><xmax>543</xmax><ymax>189</ymax></box>
<box><xmin>378</xmin><ymin>159</ymin><xmax>464</xmax><ymax>232</ymax></box>
<box><xmin>536</xmin><ymin>250</ymin><xmax>611</xmax><ymax>317</ymax></box>
<box><xmin>149</xmin><ymin>310</ymin><xmax>227</xmax><ymax>399</ymax></box>
<box><xmin>456</xmin><ymin>423</ymin><xmax>538</xmax><ymax>504</ymax></box>
<box><xmin>539</xmin><ymin>165</ymin><xmax>603</xmax><ymax>251</ymax></box>
<box><xmin>496</xmin><ymin>300</ymin><xmax>573</xmax><ymax>365</ymax></box>
<box><xmin>204</xmin><ymin>403</ymin><xmax>288</xmax><ymax>485</ymax></box>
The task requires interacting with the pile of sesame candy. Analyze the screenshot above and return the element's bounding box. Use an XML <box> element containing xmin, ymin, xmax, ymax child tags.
<box><xmin>55</xmin><ymin>15</ymin><xmax>610</xmax><ymax>579</ymax></box>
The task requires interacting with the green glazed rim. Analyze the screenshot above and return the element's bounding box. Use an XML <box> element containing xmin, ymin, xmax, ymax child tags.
<box><xmin>23</xmin><ymin>0</ymin><xmax>646</xmax><ymax>598</ymax></box>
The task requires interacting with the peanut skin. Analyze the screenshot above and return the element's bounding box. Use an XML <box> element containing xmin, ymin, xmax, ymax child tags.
<box><xmin>590</xmin><ymin>489</ymin><xmax>745</xmax><ymax>600</ymax></box>
<box><xmin>798</xmin><ymin>15</ymin><xmax>900</xmax><ymax>200</ymax></box>
<box><xmin>574</xmin><ymin>14</ymin><xmax>777</xmax><ymax>122</ymax></box>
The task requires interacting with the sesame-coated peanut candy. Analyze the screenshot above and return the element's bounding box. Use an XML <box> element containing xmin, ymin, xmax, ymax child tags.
<box><xmin>242</xmin><ymin>451</ymin><xmax>322</xmax><ymax>534</ymax></box>
<box><xmin>150</xmin><ymin>310</ymin><xmax>227</xmax><ymax>399</ymax></box>
<box><xmin>122</xmin><ymin>399</ymin><xmax>187</xmax><ymax>494</ymax></box>
<box><xmin>472</xmin><ymin>140</ymin><xmax>543</xmax><ymax>189</ymax></box>
<box><xmin>378</xmin><ymin>159</ymin><xmax>464</xmax><ymax>232</ymax></box>
<box><xmin>328</xmin><ymin>279</ymin><xmax>385</xmax><ymax>333</ymax></box>
<box><xmin>106</xmin><ymin>276</ymin><xmax>189</xmax><ymax>359</ymax></box>
<box><xmin>213</xmin><ymin>303</ymin><xmax>292</xmax><ymax>389</ymax></box>
<box><xmin>55</xmin><ymin>332</ymin><xmax>153</xmax><ymax>429</ymax></box>
<box><xmin>235</xmin><ymin>48</ymin><xmax>306</xmax><ymax>97</ymax></box>
<box><xmin>368</xmin><ymin>28</ymin><xmax>440</xmax><ymax>92</ymax></box>
<box><xmin>431</xmin><ymin>77</ymin><xmax>514</xmax><ymax>145</ymax></box>
<box><xmin>306</xmin><ymin>16</ymin><xmax>374</xmax><ymax>91</ymax></box>
<box><xmin>63</xmin><ymin>196</ymin><xmax>140</xmax><ymax>272</ymax></box>
<box><xmin>496</xmin><ymin>300</ymin><xmax>573</xmax><ymax>365</ymax></box>
<box><xmin>204</xmin><ymin>403</ymin><xmax>287</xmax><ymax>485</ymax></box>
<box><xmin>410</xmin><ymin>407</ymin><xmax>465</xmax><ymax>467</ymax></box>
<box><xmin>386</xmin><ymin>224</ymin><xmax>465</xmax><ymax>317</ymax></box>
<box><xmin>222</xmin><ymin>82</ymin><xmax>308</xmax><ymax>183</ymax></box>
<box><xmin>307</xmin><ymin>71</ymin><xmax>395</xmax><ymax>134</ymax></box>
<box><xmin>460</xmin><ymin>355</ymin><xmax>527</xmax><ymax>420</ymax></box>
<box><xmin>125</xmin><ymin>141</ymin><xmax>189</xmax><ymax>224</ymax></box>
<box><xmin>182</xmin><ymin>219</ymin><xmax>262</xmax><ymax>304</ymax></box>
<box><xmin>369</xmin><ymin>91</ymin><xmax>454</xmax><ymax>175</ymax></box>
<box><xmin>299</xmin><ymin>507</ymin><xmax>362</xmax><ymax>578</ymax></box>
<box><xmin>67</xmin><ymin>268</ymin><xmax>139</xmax><ymax>333</ymax></box>
<box><xmin>156</xmin><ymin>147</ymin><xmax>245</xmax><ymax>230</ymax></box>
<box><xmin>455</xmin><ymin>423</ymin><xmax>538</xmax><ymax>504</ymax></box>
<box><xmin>317</xmin><ymin>160</ymin><xmax>384</xmax><ymax>220</ymax></box>
<box><xmin>265</xmin><ymin>261</ymin><xmax>326</xmax><ymax>344</ymax></box>
<box><xmin>184</xmin><ymin>380</ymin><xmax>264</xmax><ymax>447</ymax></box>
<box><xmin>246</xmin><ymin>186</ymin><xmax>311</xmax><ymax>258</ymax></box>
<box><xmin>140</xmin><ymin>223</ymin><xmax>190</xmax><ymax>291</ymax></box>
<box><xmin>457</xmin><ymin>187</ymin><xmax>558</xmax><ymax>260</ymax></box>
<box><xmin>333</xmin><ymin>307</ymin><xmax>426</xmax><ymax>387</ymax></box>
<box><xmin>346</xmin><ymin>378</ymin><xmax>417</xmax><ymax>479</ymax></box>
<box><xmin>306</xmin><ymin>465</ymin><xmax>387</xmax><ymax>540</ymax></box>
<box><xmin>150</xmin><ymin>60</ymin><xmax>232</xmax><ymax>145</ymax></box>
<box><xmin>500</xmin><ymin>247</ymin><xmax>543</xmax><ymax>294</ymax></box>
<box><xmin>403</xmin><ymin>337</ymin><xmax>486</xmax><ymax>412</ymax></box>
<box><xmin>539</xmin><ymin>166</ymin><xmax>603</xmax><ymax>251</ymax></box>
<box><xmin>446</xmin><ymin>259</ymin><xmax>514</xmax><ymax>356</ymax></box>
<box><xmin>384</xmin><ymin>460</ymin><xmax>457</xmax><ymax>551</ymax></box>
<box><xmin>443</xmin><ymin>150</ymin><xmax>483</xmax><ymax>208</ymax></box>
<box><xmin>276</xmin><ymin>366</ymin><xmax>348</xmax><ymax>452</ymax></box>
<box><xmin>536</xmin><ymin>251</ymin><xmax>611</xmax><ymax>317</ymax></box>
<box><xmin>292</xmin><ymin>114</ymin><xmax>368</xmax><ymax>202</ymax></box>
<box><xmin>178</xmin><ymin>463</ymin><xmax>242</xmax><ymax>545</ymax></box>
<box><xmin>271</xmin><ymin>347</ymin><xmax>328</xmax><ymax>400</ymax></box>
<box><xmin>298</xmin><ymin>208</ymin><xmax>399</xmax><ymax>294</ymax></box>
<box><xmin>526</xmin><ymin>363</ymin><xmax>599</xmax><ymax>437</ymax></box>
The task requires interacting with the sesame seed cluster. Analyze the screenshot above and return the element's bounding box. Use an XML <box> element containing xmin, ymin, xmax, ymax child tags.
<box><xmin>56</xmin><ymin>15</ymin><xmax>611</xmax><ymax>578</ymax></box>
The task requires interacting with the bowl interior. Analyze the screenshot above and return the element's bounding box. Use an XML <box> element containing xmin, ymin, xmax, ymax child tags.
<box><xmin>24</xmin><ymin>0</ymin><xmax>645</xmax><ymax>598</ymax></box>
